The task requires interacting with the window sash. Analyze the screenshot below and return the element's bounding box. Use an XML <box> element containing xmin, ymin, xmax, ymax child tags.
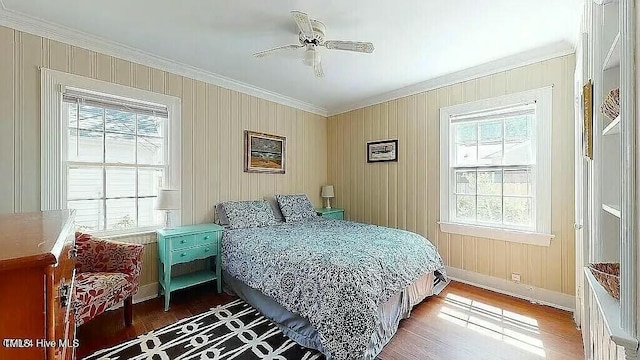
<box><xmin>450</xmin><ymin>114</ymin><xmax>535</xmax><ymax>168</ymax></box>
<box><xmin>66</xmin><ymin>163</ymin><xmax>167</xmax><ymax>232</ymax></box>
<box><xmin>449</xmin><ymin>165</ymin><xmax>536</xmax><ymax>231</ymax></box>
<box><xmin>66</xmin><ymin>164</ymin><xmax>165</xmax><ymax>234</ymax></box>
<box><xmin>64</xmin><ymin>94</ymin><xmax>168</xmax><ymax>233</ymax></box>
<box><xmin>448</xmin><ymin>103</ymin><xmax>537</xmax><ymax>232</ymax></box>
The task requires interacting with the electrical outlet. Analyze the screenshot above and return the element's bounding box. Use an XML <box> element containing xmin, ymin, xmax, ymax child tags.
<box><xmin>511</xmin><ymin>273</ymin><xmax>521</xmax><ymax>282</ymax></box>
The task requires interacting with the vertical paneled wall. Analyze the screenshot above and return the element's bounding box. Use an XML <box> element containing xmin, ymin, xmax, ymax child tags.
<box><xmin>0</xmin><ymin>26</ymin><xmax>328</xmax><ymax>286</ymax></box>
<box><xmin>328</xmin><ymin>55</ymin><xmax>576</xmax><ymax>295</ymax></box>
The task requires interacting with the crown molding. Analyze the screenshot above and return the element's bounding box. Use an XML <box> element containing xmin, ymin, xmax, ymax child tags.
<box><xmin>0</xmin><ymin>4</ymin><xmax>578</xmax><ymax>119</ymax></box>
<box><xmin>328</xmin><ymin>41</ymin><xmax>576</xmax><ymax>116</ymax></box>
<box><xmin>0</xmin><ymin>6</ymin><xmax>328</xmax><ymax>117</ymax></box>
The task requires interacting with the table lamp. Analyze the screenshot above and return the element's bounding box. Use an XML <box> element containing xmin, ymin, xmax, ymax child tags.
<box><xmin>321</xmin><ymin>185</ymin><xmax>335</xmax><ymax>209</ymax></box>
<box><xmin>156</xmin><ymin>189</ymin><xmax>180</xmax><ymax>228</ymax></box>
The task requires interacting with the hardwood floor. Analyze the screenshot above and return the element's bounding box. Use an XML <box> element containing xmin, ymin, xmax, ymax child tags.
<box><xmin>76</xmin><ymin>281</ymin><xmax>584</xmax><ymax>359</ymax></box>
<box><xmin>380</xmin><ymin>282</ymin><xmax>583</xmax><ymax>360</ymax></box>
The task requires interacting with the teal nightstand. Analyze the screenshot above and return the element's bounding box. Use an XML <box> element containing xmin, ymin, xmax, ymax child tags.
<box><xmin>157</xmin><ymin>224</ymin><xmax>224</xmax><ymax>311</ymax></box>
<box><xmin>316</xmin><ymin>207</ymin><xmax>345</xmax><ymax>220</ymax></box>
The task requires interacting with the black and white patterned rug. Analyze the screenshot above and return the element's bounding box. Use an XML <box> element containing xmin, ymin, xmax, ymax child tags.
<box><xmin>83</xmin><ymin>299</ymin><xmax>325</xmax><ymax>360</ymax></box>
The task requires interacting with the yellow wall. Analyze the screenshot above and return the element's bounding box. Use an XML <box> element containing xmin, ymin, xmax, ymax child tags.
<box><xmin>0</xmin><ymin>24</ymin><xmax>576</xmax><ymax>295</ymax></box>
<box><xmin>327</xmin><ymin>54</ymin><xmax>576</xmax><ymax>295</ymax></box>
<box><xmin>0</xmin><ymin>26</ymin><xmax>328</xmax><ymax>286</ymax></box>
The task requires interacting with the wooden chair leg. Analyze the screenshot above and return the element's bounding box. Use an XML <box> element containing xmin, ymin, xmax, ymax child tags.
<box><xmin>124</xmin><ymin>296</ymin><xmax>133</xmax><ymax>326</ymax></box>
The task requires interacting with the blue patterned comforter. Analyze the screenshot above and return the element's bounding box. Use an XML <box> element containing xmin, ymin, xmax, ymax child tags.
<box><xmin>222</xmin><ymin>218</ymin><xmax>446</xmax><ymax>360</ymax></box>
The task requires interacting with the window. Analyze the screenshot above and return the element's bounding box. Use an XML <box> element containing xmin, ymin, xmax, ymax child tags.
<box><xmin>41</xmin><ymin>69</ymin><xmax>181</xmax><ymax>237</ymax></box>
<box><xmin>439</xmin><ymin>87</ymin><xmax>553</xmax><ymax>246</ymax></box>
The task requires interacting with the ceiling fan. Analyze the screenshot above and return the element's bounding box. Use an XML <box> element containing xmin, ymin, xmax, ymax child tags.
<box><xmin>253</xmin><ymin>11</ymin><xmax>375</xmax><ymax>78</ymax></box>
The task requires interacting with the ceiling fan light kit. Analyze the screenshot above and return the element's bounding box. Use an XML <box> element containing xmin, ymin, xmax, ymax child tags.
<box><xmin>254</xmin><ymin>10</ymin><xmax>375</xmax><ymax>78</ymax></box>
<box><xmin>302</xmin><ymin>47</ymin><xmax>316</xmax><ymax>66</ymax></box>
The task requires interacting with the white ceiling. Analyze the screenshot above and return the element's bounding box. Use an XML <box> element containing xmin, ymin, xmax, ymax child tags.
<box><xmin>1</xmin><ymin>0</ymin><xmax>581</xmax><ymax>115</ymax></box>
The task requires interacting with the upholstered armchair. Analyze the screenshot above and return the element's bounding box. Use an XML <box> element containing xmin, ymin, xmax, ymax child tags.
<box><xmin>74</xmin><ymin>232</ymin><xmax>144</xmax><ymax>327</ymax></box>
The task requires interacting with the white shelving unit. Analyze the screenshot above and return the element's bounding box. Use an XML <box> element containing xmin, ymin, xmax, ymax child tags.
<box><xmin>602</xmin><ymin>203</ymin><xmax>621</xmax><ymax>218</ymax></box>
<box><xmin>577</xmin><ymin>0</ymin><xmax>638</xmax><ymax>359</ymax></box>
<box><xmin>602</xmin><ymin>115</ymin><xmax>620</xmax><ymax>135</ymax></box>
<box><xmin>602</xmin><ymin>32</ymin><xmax>620</xmax><ymax>71</ymax></box>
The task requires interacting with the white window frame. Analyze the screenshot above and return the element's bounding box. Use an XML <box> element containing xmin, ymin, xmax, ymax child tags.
<box><xmin>439</xmin><ymin>87</ymin><xmax>554</xmax><ymax>246</ymax></box>
<box><xmin>41</xmin><ymin>68</ymin><xmax>182</xmax><ymax>237</ymax></box>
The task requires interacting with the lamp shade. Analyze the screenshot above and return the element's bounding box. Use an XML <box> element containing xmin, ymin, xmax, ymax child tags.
<box><xmin>321</xmin><ymin>185</ymin><xmax>335</xmax><ymax>198</ymax></box>
<box><xmin>155</xmin><ymin>189</ymin><xmax>180</xmax><ymax>210</ymax></box>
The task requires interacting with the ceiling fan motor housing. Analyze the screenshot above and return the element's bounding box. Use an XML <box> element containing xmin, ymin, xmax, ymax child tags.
<box><xmin>298</xmin><ymin>19</ymin><xmax>326</xmax><ymax>45</ymax></box>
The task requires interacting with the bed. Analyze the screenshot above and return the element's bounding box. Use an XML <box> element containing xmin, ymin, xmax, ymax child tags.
<box><xmin>218</xmin><ymin>197</ymin><xmax>448</xmax><ymax>360</ymax></box>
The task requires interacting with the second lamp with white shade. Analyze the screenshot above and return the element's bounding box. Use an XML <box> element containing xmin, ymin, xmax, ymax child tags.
<box><xmin>321</xmin><ymin>185</ymin><xmax>335</xmax><ymax>209</ymax></box>
<box><xmin>156</xmin><ymin>189</ymin><xmax>180</xmax><ymax>228</ymax></box>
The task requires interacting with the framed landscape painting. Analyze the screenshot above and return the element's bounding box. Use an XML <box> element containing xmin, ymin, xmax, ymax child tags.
<box><xmin>367</xmin><ymin>139</ymin><xmax>398</xmax><ymax>163</ymax></box>
<box><xmin>244</xmin><ymin>130</ymin><xmax>286</xmax><ymax>174</ymax></box>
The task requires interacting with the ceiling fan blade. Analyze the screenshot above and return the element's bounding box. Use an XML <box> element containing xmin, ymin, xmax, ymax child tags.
<box><xmin>313</xmin><ymin>49</ymin><xmax>324</xmax><ymax>78</ymax></box>
<box><xmin>324</xmin><ymin>40</ymin><xmax>374</xmax><ymax>53</ymax></box>
<box><xmin>253</xmin><ymin>44</ymin><xmax>303</xmax><ymax>58</ymax></box>
<box><xmin>291</xmin><ymin>10</ymin><xmax>315</xmax><ymax>39</ymax></box>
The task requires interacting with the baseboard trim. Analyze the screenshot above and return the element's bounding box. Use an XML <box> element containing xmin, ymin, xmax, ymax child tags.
<box><xmin>133</xmin><ymin>283</ymin><xmax>159</xmax><ymax>304</ymax></box>
<box><xmin>107</xmin><ymin>283</ymin><xmax>159</xmax><ymax>311</ymax></box>
<box><xmin>446</xmin><ymin>266</ymin><xmax>575</xmax><ymax>312</ymax></box>
<box><xmin>108</xmin><ymin>271</ymin><xmax>576</xmax><ymax>313</ymax></box>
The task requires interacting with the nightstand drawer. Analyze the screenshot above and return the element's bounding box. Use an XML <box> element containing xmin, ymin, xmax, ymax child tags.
<box><xmin>194</xmin><ymin>231</ymin><xmax>217</xmax><ymax>246</ymax></box>
<box><xmin>171</xmin><ymin>245</ymin><xmax>216</xmax><ymax>265</ymax></box>
<box><xmin>171</xmin><ymin>235</ymin><xmax>195</xmax><ymax>251</ymax></box>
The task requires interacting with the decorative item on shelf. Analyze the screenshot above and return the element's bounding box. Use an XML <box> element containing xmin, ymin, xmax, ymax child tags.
<box><xmin>600</xmin><ymin>87</ymin><xmax>620</xmax><ymax>121</ymax></box>
<box><xmin>588</xmin><ymin>262</ymin><xmax>620</xmax><ymax>300</ymax></box>
<box><xmin>582</xmin><ymin>81</ymin><xmax>593</xmax><ymax>159</ymax></box>
<box><xmin>156</xmin><ymin>189</ymin><xmax>180</xmax><ymax>228</ymax></box>
<box><xmin>321</xmin><ymin>185</ymin><xmax>335</xmax><ymax>209</ymax></box>
<box><xmin>244</xmin><ymin>130</ymin><xmax>286</xmax><ymax>174</ymax></box>
<box><xmin>367</xmin><ymin>139</ymin><xmax>398</xmax><ymax>163</ymax></box>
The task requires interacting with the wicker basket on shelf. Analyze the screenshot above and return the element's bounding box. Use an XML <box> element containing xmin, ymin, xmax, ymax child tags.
<box><xmin>600</xmin><ymin>87</ymin><xmax>620</xmax><ymax>121</ymax></box>
<box><xmin>588</xmin><ymin>262</ymin><xmax>620</xmax><ymax>300</ymax></box>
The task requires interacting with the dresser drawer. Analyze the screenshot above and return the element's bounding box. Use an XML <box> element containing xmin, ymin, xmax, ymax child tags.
<box><xmin>171</xmin><ymin>235</ymin><xmax>195</xmax><ymax>251</ymax></box>
<box><xmin>171</xmin><ymin>245</ymin><xmax>216</xmax><ymax>265</ymax></box>
<box><xmin>194</xmin><ymin>231</ymin><xmax>217</xmax><ymax>246</ymax></box>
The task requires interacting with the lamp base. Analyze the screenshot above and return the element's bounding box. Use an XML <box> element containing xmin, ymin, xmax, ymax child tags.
<box><xmin>324</xmin><ymin>198</ymin><xmax>332</xmax><ymax>209</ymax></box>
<box><xmin>163</xmin><ymin>210</ymin><xmax>173</xmax><ymax>229</ymax></box>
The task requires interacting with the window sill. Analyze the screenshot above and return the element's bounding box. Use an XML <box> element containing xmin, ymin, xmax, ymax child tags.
<box><xmin>438</xmin><ymin>222</ymin><xmax>554</xmax><ymax>246</ymax></box>
<box><xmin>98</xmin><ymin>229</ymin><xmax>158</xmax><ymax>245</ymax></box>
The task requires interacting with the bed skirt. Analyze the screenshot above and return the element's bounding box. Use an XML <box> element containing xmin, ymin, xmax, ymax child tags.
<box><xmin>223</xmin><ymin>270</ymin><xmax>448</xmax><ymax>360</ymax></box>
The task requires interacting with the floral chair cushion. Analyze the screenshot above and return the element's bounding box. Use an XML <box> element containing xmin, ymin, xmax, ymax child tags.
<box><xmin>74</xmin><ymin>272</ymin><xmax>133</xmax><ymax>326</ymax></box>
<box><xmin>75</xmin><ymin>232</ymin><xmax>144</xmax><ymax>293</ymax></box>
<box><xmin>275</xmin><ymin>194</ymin><xmax>317</xmax><ymax>222</ymax></box>
<box><xmin>218</xmin><ymin>200</ymin><xmax>278</xmax><ymax>229</ymax></box>
<box><xmin>74</xmin><ymin>232</ymin><xmax>144</xmax><ymax>326</ymax></box>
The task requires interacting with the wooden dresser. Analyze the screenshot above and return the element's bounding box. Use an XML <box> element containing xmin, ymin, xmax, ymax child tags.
<box><xmin>0</xmin><ymin>210</ymin><xmax>77</xmax><ymax>360</ymax></box>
